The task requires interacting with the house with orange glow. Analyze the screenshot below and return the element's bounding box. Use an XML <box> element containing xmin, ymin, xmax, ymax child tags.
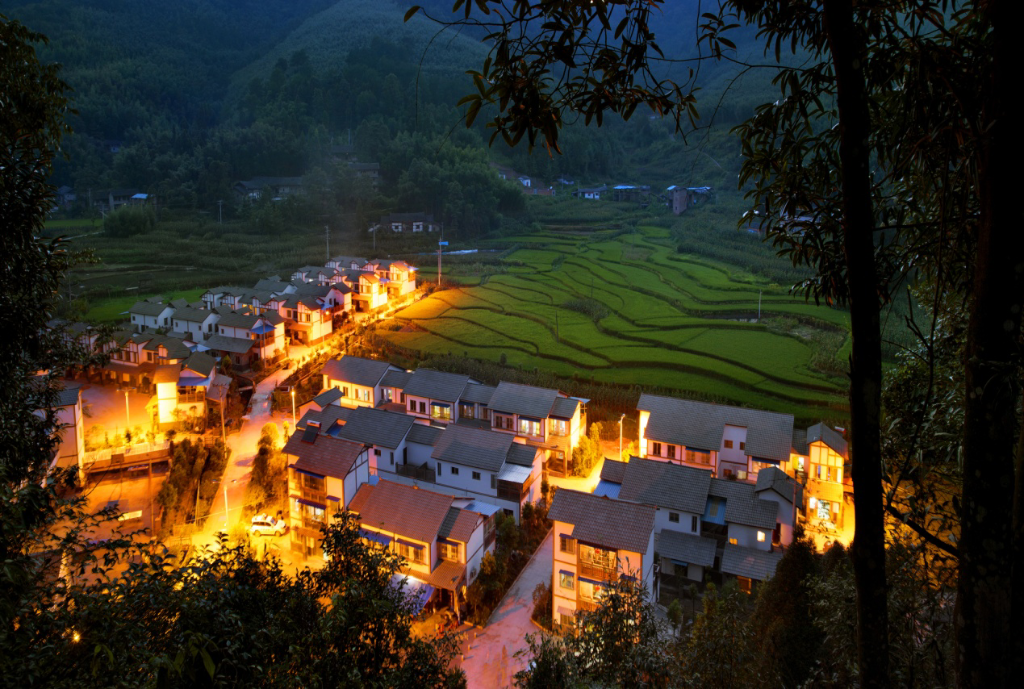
<box><xmin>790</xmin><ymin>423</ymin><xmax>852</xmax><ymax>537</ymax></box>
<box><xmin>320</xmin><ymin>355</ymin><xmax>404</xmax><ymax>408</ymax></box>
<box><xmin>347</xmin><ymin>478</ymin><xmax>497</xmax><ymax>616</ymax></box>
<box><xmin>548</xmin><ymin>489</ymin><xmax>656</xmax><ymax>630</ymax></box>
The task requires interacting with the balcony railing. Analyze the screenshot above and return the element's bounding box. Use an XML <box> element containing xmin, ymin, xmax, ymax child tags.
<box><xmin>288</xmin><ymin>482</ymin><xmax>327</xmax><ymax>505</ymax></box>
<box><xmin>578</xmin><ymin>560</ymin><xmax>617</xmax><ymax>582</ymax></box>
<box><xmin>395</xmin><ymin>463</ymin><xmax>436</xmax><ymax>483</ymax></box>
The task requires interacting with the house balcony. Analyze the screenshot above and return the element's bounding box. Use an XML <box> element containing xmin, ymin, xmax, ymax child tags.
<box><xmin>576</xmin><ymin>599</ymin><xmax>599</xmax><ymax>613</ymax></box>
<box><xmin>176</xmin><ymin>391</ymin><xmax>206</xmax><ymax>405</ymax></box>
<box><xmin>396</xmin><ymin>463</ymin><xmax>436</xmax><ymax>483</ymax></box>
<box><xmin>288</xmin><ymin>482</ymin><xmax>327</xmax><ymax>505</ymax></box>
<box><xmin>578</xmin><ymin>560</ymin><xmax>618</xmax><ymax>582</ymax></box>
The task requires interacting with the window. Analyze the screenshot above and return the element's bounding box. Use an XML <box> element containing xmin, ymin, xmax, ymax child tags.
<box><xmin>757</xmin><ymin>531</ymin><xmax>766</xmax><ymax>542</ymax></box>
<box><xmin>460</xmin><ymin>403</ymin><xmax>474</xmax><ymax>419</ymax></box>
<box><xmin>667</xmin><ymin>445</ymin><xmax>676</xmax><ymax>459</ymax></box>
<box><xmin>374</xmin><ymin>449</ymin><xmax>381</xmax><ymax>457</ymax></box>
<box><xmin>817</xmin><ymin>499</ymin><xmax>832</xmax><ymax>521</ymax></box>
<box><xmin>437</xmin><ymin>462</ymin><xmax>442</xmax><ymax>475</ymax></box>
<box><xmin>495</xmin><ymin>414</ymin><xmax>513</xmax><ymax>430</ymax></box>
<box><xmin>691</xmin><ymin>516</ymin><xmax>698</xmax><ymax>532</ymax></box>
<box><xmin>738</xmin><ymin>576</ymin><xmax>752</xmax><ymax>595</ymax></box>
<box><xmin>389</xmin><ymin>452</ymin><xmax>394</xmax><ymax>465</ymax></box>
<box><xmin>343</xmin><ymin>387</ymin><xmax>349</xmax><ymax>398</ymax></box>
<box><xmin>408</xmin><ymin>399</ymin><xmax>416</xmax><ymax>412</ymax></box>
<box><xmin>518</xmin><ymin>417</ymin><xmax>542</xmax><ymax>437</ymax></box>
<box><xmin>396</xmin><ymin>541</ymin><xmax>425</xmax><ymax>564</ymax></box>
<box><xmin>740</xmin><ymin>441</ymin><xmax>746</xmax><ymax>451</ymax></box>
<box><xmin>559</xmin><ymin>536</ymin><xmax>575</xmax><ymax>554</ymax></box>
<box><xmin>362</xmin><ymin>389</ymin><xmax>370</xmax><ymax>402</ymax></box>
<box><xmin>419</xmin><ymin>401</ymin><xmax>427</xmax><ymax>414</ymax></box>
<box><xmin>491</xmin><ymin>474</ymin><xmax>497</xmax><ymax>489</ymax></box>
<box><xmin>559</xmin><ymin>571</ymin><xmax>575</xmax><ymax>590</ymax></box>
<box><xmin>686</xmin><ymin>449</ymin><xmax>711</xmax><ymax>465</ymax></box>
<box><xmin>652</xmin><ymin>442</ymin><xmax>662</xmax><ymax>456</ymax></box>
<box><xmin>729</xmin><ymin>537</ymin><xmax>738</xmax><ymax>545</ymax></box>
<box><xmin>472</xmin><ymin>471</ymin><xmax>481</xmax><ymax>480</ymax></box>
<box><xmin>451</xmin><ymin>467</ymin><xmax>459</xmax><ymax>476</ymax></box>
<box><xmin>551</xmin><ymin>419</ymin><xmax>568</xmax><ymax>436</ymax></box>
<box><xmin>439</xmin><ymin>542</ymin><xmax>459</xmax><ymax>562</ymax></box>
<box><xmin>431</xmin><ymin>403</ymin><xmax>452</xmax><ymax>421</ymax></box>
<box><xmin>668</xmin><ymin>512</ymin><xmax>680</xmax><ymax>523</ymax></box>
<box><xmin>724</xmin><ymin>440</ymin><xmax>734</xmax><ymax>449</ymax></box>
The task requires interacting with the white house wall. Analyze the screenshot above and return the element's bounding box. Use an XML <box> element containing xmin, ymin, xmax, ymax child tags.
<box><xmin>727</xmin><ymin>522</ymin><xmax>772</xmax><ymax>551</ymax></box>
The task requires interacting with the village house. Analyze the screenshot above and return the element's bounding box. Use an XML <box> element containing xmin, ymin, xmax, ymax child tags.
<box><xmin>790</xmin><ymin>423</ymin><xmax>851</xmax><ymax>537</ymax></box>
<box><xmin>326</xmin><ymin>255</ymin><xmax>369</xmax><ymax>271</ymax></box>
<box><xmin>348</xmin><ymin>479</ymin><xmax>497</xmax><ymax>617</ymax></box>
<box><xmin>282</xmin><ymin>430</ymin><xmax>371</xmax><ymax>558</ymax></box>
<box><xmin>376</xmin><ymin>212</ymin><xmax>440</xmax><ymax>233</ymax></box>
<box><xmin>548</xmin><ymin>489</ymin><xmax>656</xmax><ymax>630</ymax></box>
<box><xmin>320</xmin><ymin>355</ymin><xmax>404</xmax><ymax>408</ymax></box>
<box><xmin>49</xmin><ymin>384</ymin><xmax>85</xmax><ymax>478</ymax></box>
<box><xmin>128</xmin><ymin>299</ymin><xmax>175</xmax><ymax>332</ymax></box>
<box><xmin>667</xmin><ymin>185</ymin><xmax>714</xmax><ymax>214</ymax></box>
<box><xmin>232</xmin><ymin>177</ymin><xmax>304</xmax><ymax>202</ymax></box>
<box><xmin>487</xmin><ymin>381</ymin><xmax>587</xmax><ymax>477</ymax></box>
<box><xmin>364</xmin><ymin>259</ymin><xmax>417</xmax><ymax>297</ymax></box>
<box><xmin>170</xmin><ymin>306</ymin><xmax>220</xmax><ymax>339</ymax></box>
<box><xmin>278</xmin><ymin>293</ymin><xmax>333</xmax><ymax>345</ymax></box>
<box><xmin>572</xmin><ymin>185</ymin><xmax>607</xmax><ymax>200</ymax></box>
<box><xmin>610</xmin><ymin>184</ymin><xmax>651</xmax><ymax>203</ymax></box>
<box><xmin>637</xmin><ymin>393</ymin><xmax>796</xmax><ymax>480</ymax></box>
<box><xmin>402</xmin><ymin>369</ymin><xmax>479</xmax><ymax>425</ymax></box>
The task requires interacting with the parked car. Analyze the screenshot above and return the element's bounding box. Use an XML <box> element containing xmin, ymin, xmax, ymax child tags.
<box><xmin>250</xmin><ymin>514</ymin><xmax>287</xmax><ymax>537</ymax></box>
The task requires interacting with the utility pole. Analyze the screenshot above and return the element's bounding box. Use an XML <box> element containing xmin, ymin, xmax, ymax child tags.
<box><xmin>217</xmin><ymin>199</ymin><xmax>223</xmax><ymax>224</ymax></box>
<box><xmin>325</xmin><ymin>225</ymin><xmax>330</xmax><ymax>262</ymax></box>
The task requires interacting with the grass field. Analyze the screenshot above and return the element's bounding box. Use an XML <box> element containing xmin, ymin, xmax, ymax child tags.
<box><xmin>84</xmin><ymin>289</ymin><xmax>208</xmax><ymax>323</ymax></box>
<box><xmin>383</xmin><ymin>226</ymin><xmax>851</xmax><ymax>420</ymax></box>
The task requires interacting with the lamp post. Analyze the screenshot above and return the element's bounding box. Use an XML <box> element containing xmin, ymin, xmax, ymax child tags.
<box><xmin>619</xmin><ymin>413</ymin><xmax>625</xmax><ymax>460</ymax></box>
<box><xmin>124</xmin><ymin>389</ymin><xmax>131</xmax><ymax>431</ymax></box>
<box><xmin>290</xmin><ymin>388</ymin><xmax>296</xmax><ymax>428</ymax></box>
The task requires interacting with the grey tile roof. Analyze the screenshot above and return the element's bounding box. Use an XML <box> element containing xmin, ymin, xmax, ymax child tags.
<box><xmin>550</xmin><ymin>397</ymin><xmax>580</xmax><ymax>419</ymax></box>
<box><xmin>438</xmin><ymin>507</ymin><xmax>481</xmax><ymax>543</ymax></box>
<box><xmin>297</xmin><ymin>405</ymin><xmax>352</xmax><ymax>434</ymax></box>
<box><xmin>380</xmin><ymin>370</ymin><xmax>412</xmax><ymax>390</ymax></box>
<box><xmin>216</xmin><ymin>311</ymin><xmax>260</xmax><ymax>330</ymax></box>
<box><xmin>282</xmin><ymin>432</ymin><xmax>365</xmax><ymax>480</ymax></box>
<box><xmin>330</xmin><ymin>255</ymin><xmax>368</xmax><ymax>268</ymax></box>
<box><xmin>600</xmin><ymin>459</ymin><xmax>628</xmax><ymax>484</ymax></box>
<box><xmin>806</xmin><ymin>423</ymin><xmax>848</xmax><ymax>457</ymax></box>
<box><xmin>403</xmin><ymin>369</ymin><xmax>473</xmax><ymax>403</ymax></box>
<box><xmin>637</xmin><ymin>393</ymin><xmax>795</xmax><ymax>463</ymax></box>
<box><xmin>617</xmin><ymin>456</ymin><xmax>712</xmax><ymax>515</ymax></box>
<box><xmin>497</xmin><ymin>463</ymin><xmax>533</xmax><ymax>483</ymax></box>
<box><xmin>721</xmin><ymin>543</ymin><xmax>783</xmax><ymax>581</ymax></box>
<box><xmin>657</xmin><ymin>530</ymin><xmax>717</xmax><ymax>567</ymax></box>
<box><xmin>431</xmin><ymin>424</ymin><xmax>513</xmax><ymax>472</ymax></box>
<box><xmin>347</xmin><ymin>480</ymin><xmax>454</xmax><ymax>544</ymax></box>
<box><xmin>755</xmin><ymin>467</ymin><xmax>802</xmax><ymax>506</ymax></box>
<box><xmin>130</xmin><ymin>301</ymin><xmax>170</xmax><ymax>317</ymax></box>
<box><xmin>182</xmin><ymin>352</ymin><xmax>216</xmax><ymax>378</ymax></box>
<box><xmin>791</xmin><ymin>428</ymin><xmax>808</xmax><ymax>456</ymax></box>
<box><xmin>507</xmin><ymin>443</ymin><xmax>541</xmax><ymax>468</ymax></box>
<box><xmin>172</xmin><ymin>307</ymin><xmax>214</xmax><ymax>324</ymax></box>
<box><xmin>55</xmin><ymin>385</ymin><xmax>81</xmax><ymax>408</ymax></box>
<box><xmin>337</xmin><ymin>407</ymin><xmax>415</xmax><ymax>449</ymax></box>
<box><xmin>312</xmin><ymin>387</ymin><xmax>343</xmax><ymax>408</ymax></box>
<box><xmin>320</xmin><ymin>356</ymin><xmax>395</xmax><ymax>387</ymax></box>
<box><xmin>253</xmin><ymin>278</ymin><xmax>291</xmax><ymax>293</ymax></box>
<box><xmin>709</xmin><ymin>478</ymin><xmax>779</xmax><ymax>529</ymax></box>
<box><xmin>407</xmin><ymin>424</ymin><xmax>443</xmax><ymax>447</ymax></box>
<box><xmin>203</xmin><ymin>334</ymin><xmax>255</xmax><ymax>354</ymax></box>
<box><xmin>460</xmin><ymin>383</ymin><xmax>495</xmax><ymax>405</ymax></box>
<box><xmin>489</xmin><ymin>382</ymin><xmax>559</xmax><ymax>419</ymax></box>
<box><xmin>547</xmin><ymin>489</ymin><xmax>656</xmax><ymax>555</ymax></box>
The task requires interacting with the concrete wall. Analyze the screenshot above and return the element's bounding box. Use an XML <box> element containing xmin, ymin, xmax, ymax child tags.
<box><xmin>727</xmin><ymin>522</ymin><xmax>772</xmax><ymax>551</ymax></box>
<box><xmin>652</xmin><ymin>506</ymin><xmax>701</xmax><ymax>537</ymax></box>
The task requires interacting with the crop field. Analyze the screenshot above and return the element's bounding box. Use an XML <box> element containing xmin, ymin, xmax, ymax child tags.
<box><xmin>383</xmin><ymin>227</ymin><xmax>851</xmax><ymax>419</ymax></box>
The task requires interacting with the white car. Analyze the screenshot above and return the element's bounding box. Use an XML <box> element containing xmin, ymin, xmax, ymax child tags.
<box><xmin>250</xmin><ymin>514</ymin><xmax>287</xmax><ymax>537</ymax></box>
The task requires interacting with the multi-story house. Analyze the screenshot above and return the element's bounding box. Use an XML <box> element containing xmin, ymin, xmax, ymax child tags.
<box><xmin>170</xmin><ymin>306</ymin><xmax>219</xmax><ymax>340</ymax></box>
<box><xmin>383</xmin><ymin>424</ymin><xmax>543</xmax><ymax>522</ymax></box>
<box><xmin>548</xmin><ymin>489</ymin><xmax>656</xmax><ymax>629</ymax></box>
<box><xmin>402</xmin><ymin>369</ymin><xmax>479</xmax><ymax>425</ymax></box>
<box><xmin>326</xmin><ymin>255</ymin><xmax>369</xmax><ymax>272</ymax></box>
<box><xmin>282</xmin><ymin>429</ymin><xmax>371</xmax><ymax>558</ymax></box>
<box><xmin>376</xmin><ymin>212</ymin><xmax>440</xmax><ymax>233</ymax></box>
<box><xmin>320</xmin><ymin>355</ymin><xmax>404</xmax><ymax>408</ymax></box>
<box><xmin>348</xmin><ymin>479</ymin><xmax>496</xmax><ymax>616</ymax></box>
<box><xmin>599</xmin><ymin>456</ymin><xmax>796</xmax><ymax>593</ymax></box>
<box><xmin>637</xmin><ymin>393</ymin><xmax>795</xmax><ymax>480</ymax></box>
<box><xmin>279</xmin><ymin>294</ymin><xmax>332</xmax><ymax>345</ymax></box>
<box><xmin>487</xmin><ymin>381</ymin><xmax>587</xmax><ymax>477</ymax></box>
<box><xmin>344</xmin><ymin>270</ymin><xmax>388</xmax><ymax>312</ymax></box>
<box><xmin>365</xmin><ymin>259</ymin><xmax>417</xmax><ymax>297</ymax></box>
<box><xmin>50</xmin><ymin>385</ymin><xmax>85</xmax><ymax>478</ymax></box>
<box><xmin>333</xmin><ymin>406</ymin><xmax>418</xmax><ymax>473</ymax></box>
<box><xmin>128</xmin><ymin>299</ymin><xmax>175</xmax><ymax>332</ymax></box>
<box><xmin>791</xmin><ymin>423</ymin><xmax>850</xmax><ymax>534</ymax></box>
<box><xmin>213</xmin><ymin>310</ymin><xmax>286</xmax><ymax>361</ymax></box>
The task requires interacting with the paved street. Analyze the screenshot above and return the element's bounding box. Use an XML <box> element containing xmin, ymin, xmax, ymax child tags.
<box><xmin>461</xmin><ymin>530</ymin><xmax>553</xmax><ymax>689</ymax></box>
<box><xmin>79</xmin><ymin>384</ymin><xmax>154</xmax><ymax>443</ymax></box>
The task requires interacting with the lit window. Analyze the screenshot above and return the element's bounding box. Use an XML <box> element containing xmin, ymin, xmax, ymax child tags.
<box><xmin>559</xmin><ymin>571</ymin><xmax>575</xmax><ymax>590</ymax></box>
<box><xmin>559</xmin><ymin>536</ymin><xmax>575</xmax><ymax>554</ymax></box>
<box><xmin>729</xmin><ymin>538</ymin><xmax>738</xmax><ymax>545</ymax></box>
<box><xmin>757</xmin><ymin>531</ymin><xmax>766</xmax><ymax>542</ymax></box>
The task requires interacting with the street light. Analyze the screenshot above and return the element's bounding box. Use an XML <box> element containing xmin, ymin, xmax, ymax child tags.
<box><xmin>619</xmin><ymin>413</ymin><xmax>626</xmax><ymax>460</ymax></box>
<box><xmin>290</xmin><ymin>388</ymin><xmax>296</xmax><ymax>428</ymax></box>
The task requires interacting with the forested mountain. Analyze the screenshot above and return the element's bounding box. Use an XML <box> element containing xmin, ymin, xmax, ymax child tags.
<box><xmin>6</xmin><ymin>0</ymin><xmax>786</xmax><ymax>231</ymax></box>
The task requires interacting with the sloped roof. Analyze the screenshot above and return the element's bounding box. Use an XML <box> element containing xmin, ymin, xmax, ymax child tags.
<box><xmin>806</xmin><ymin>423</ymin><xmax>848</xmax><ymax>457</ymax></box>
<box><xmin>55</xmin><ymin>385</ymin><xmax>81</xmax><ymax>408</ymax></box>
<box><xmin>297</xmin><ymin>405</ymin><xmax>352</xmax><ymax>434</ymax></box>
<box><xmin>617</xmin><ymin>456</ymin><xmax>712</xmax><ymax>515</ymax></box>
<box><xmin>721</xmin><ymin>543</ymin><xmax>783</xmax><ymax>581</ymax></box>
<box><xmin>547</xmin><ymin>489</ymin><xmax>655</xmax><ymax>554</ymax></box>
<box><xmin>489</xmin><ymin>382</ymin><xmax>559</xmax><ymax>419</ymax></box>
<box><xmin>507</xmin><ymin>442</ymin><xmax>541</xmax><ymax>468</ymax></box>
<box><xmin>550</xmin><ymin>397</ymin><xmax>580</xmax><ymax>419</ymax></box>
<box><xmin>380</xmin><ymin>369</ymin><xmax>412</xmax><ymax>390</ymax></box>
<box><xmin>637</xmin><ymin>393</ymin><xmax>794</xmax><ymax>463</ymax></box>
<box><xmin>404</xmin><ymin>369</ymin><xmax>473</xmax><ymax>403</ymax></box>
<box><xmin>709</xmin><ymin>478</ymin><xmax>779</xmax><ymax>529</ymax></box>
<box><xmin>755</xmin><ymin>466</ymin><xmax>802</xmax><ymax>505</ymax></box>
<box><xmin>320</xmin><ymin>356</ymin><xmax>395</xmax><ymax>387</ymax></box>
<box><xmin>431</xmin><ymin>424</ymin><xmax>513</xmax><ymax>472</ymax></box>
<box><xmin>348</xmin><ymin>480</ymin><xmax>454</xmax><ymax>544</ymax></box>
<box><xmin>312</xmin><ymin>387</ymin><xmax>343</xmax><ymax>408</ymax></box>
<box><xmin>657</xmin><ymin>530</ymin><xmax>717</xmax><ymax>568</ymax></box>
<box><xmin>283</xmin><ymin>432</ymin><xmax>365</xmax><ymax>480</ymax></box>
<box><xmin>172</xmin><ymin>307</ymin><xmax>214</xmax><ymax>324</ymax></box>
<box><xmin>600</xmin><ymin>459</ymin><xmax>628</xmax><ymax>484</ymax></box>
<box><xmin>130</xmin><ymin>300</ymin><xmax>170</xmax><ymax>317</ymax></box>
<box><xmin>407</xmin><ymin>424</ymin><xmax>444</xmax><ymax>447</ymax></box>
<box><xmin>203</xmin><ymin>334</ymin><xmax>254</xmax><ymax>354</ymax></box>
<box><xmin>337</xmin><ymin>407</ymin><xmax>414</xmax><ymax>449</ymax></box>
<box><xmin>182</xmin><ymin>351</ymin><xmax>216</xmax><ymax>378</ymax></box>
<box><xmin>437</xmin><ymin>507</ymin><xmax>481</xmax><ymax>543</ymax></box>
<box><xmin>460</xmin><ymin>383</ymin><xmax>495</xmax><ymax>405</ymax></box>
<box><xmin>216</xmin><ymin>311</ymin><xmax>261</xmax><ymax>329</ymax></box>
<box><xmin>791</xmin><ymin>428</ymin><xmax>809</xmax><ymax>456</ymax></box>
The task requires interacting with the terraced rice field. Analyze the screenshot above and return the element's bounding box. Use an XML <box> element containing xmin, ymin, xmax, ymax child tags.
<box><xmin>383</xmin><ymin>227</ymin><xmax>850</xmax><ymax>418</ymax></box>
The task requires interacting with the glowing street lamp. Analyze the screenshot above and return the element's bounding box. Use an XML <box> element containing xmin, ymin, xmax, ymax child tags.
<box><xmin>290</xmin><ymin>388</ymin><xmax>296</xmax><ymax>428</ymax></box>
<box><xmin>619</xmin><ymin>413</ymin><xmax>626</xmax><ymax>460</ymax></box>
